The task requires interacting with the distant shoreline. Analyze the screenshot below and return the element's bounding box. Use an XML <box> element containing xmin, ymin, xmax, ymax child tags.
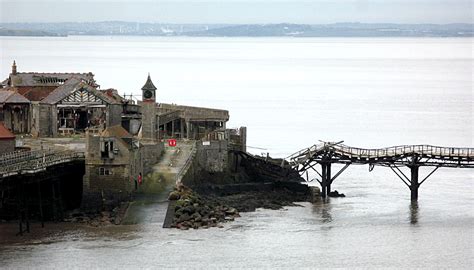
<box><xmin>2</xmin><ymin>34</ymin><xmax>473</xmax><ymax>39</ymax></box>
<box><xmin>1</xmin><ymin>22</ymin><xmax>472</xmax><ymax>38</ymax></box>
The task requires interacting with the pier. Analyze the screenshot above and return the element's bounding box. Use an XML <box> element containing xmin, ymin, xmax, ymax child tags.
<box><xmin>0</xmin><ymin>150</ymin><xmax>85</xmax><ymax>234</ymax></box>
<box><xmin>286</xmin><ymin>142</ymin><xmax>474</xmax><ymax>200</ymax></box>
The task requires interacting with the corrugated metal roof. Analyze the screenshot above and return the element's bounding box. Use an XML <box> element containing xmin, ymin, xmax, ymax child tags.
<box><xmin>0</xmin><ymin>122</ymin><xmax>15</xmax><ymax>139</ymax></box>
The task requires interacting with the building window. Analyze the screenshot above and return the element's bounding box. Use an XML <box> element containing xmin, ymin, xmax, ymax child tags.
<box><xmin>100</xmin><ymin>139</ymin><xmax>115</xmax><ymax>159</ymax></box>
<box><xmin>99</xmin><ymin>167</ymin><xmax>113</xmax><ymax>176</ymax></box>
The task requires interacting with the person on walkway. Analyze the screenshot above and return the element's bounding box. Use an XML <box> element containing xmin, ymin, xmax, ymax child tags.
<box><xmin>138</xmin><ymin>173</ymin><xmax>143</xmax><ymax>186</ymax></box>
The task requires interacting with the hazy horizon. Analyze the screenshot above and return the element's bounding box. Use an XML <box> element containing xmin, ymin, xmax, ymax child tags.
<box><xmin>0</xmin><ymin>0</ymin><xmax>472</xmax><ymax>24</ymax></box>
<box><xmin>1</xmin><ymin>21</ymin><xmax>473</xmax><ymax>26</ymax></box>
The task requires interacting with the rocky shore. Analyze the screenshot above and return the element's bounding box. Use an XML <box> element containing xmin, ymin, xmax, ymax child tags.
<box><xmin>63</xmin><ymin>202</ymin><xmax>129</xmax><ymax>227</ymax></box>
<box><xmin>168</xmin><ymin>183</ymin><xmax>312</xmax><ymax>230</ymax></box>
<box><xmin>204</xmin><ymin>189</ymin><xmax>309</xmax><ymax>212</ymax></box>
<box><xmin>168</xmin><ymin>185</ymin><xmax>240</xmax><ymax>230</ymax></box>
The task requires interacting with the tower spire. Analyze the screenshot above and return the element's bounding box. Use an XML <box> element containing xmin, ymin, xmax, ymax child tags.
<box><xmin>12</xmin><ymin>60</ymin><xmax>17</xmax><ymax>75</ymax></box>
<box><xmin>141</xmin><ymin>73</ymin><xmax>157</xmax><ymax>91</ymax></box>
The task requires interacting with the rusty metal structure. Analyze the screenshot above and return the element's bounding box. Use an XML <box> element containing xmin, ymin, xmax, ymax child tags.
<box><xmin>285</xmin><ymin>141</ymin><xmax>474</xmax><ymax>200</ymax></box>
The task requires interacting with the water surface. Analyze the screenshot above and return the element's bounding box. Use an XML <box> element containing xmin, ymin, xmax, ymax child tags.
<box><xmin>0</xmin><ymin>36</ymin><xmax>472</xmax><ymax>268</ymax></box>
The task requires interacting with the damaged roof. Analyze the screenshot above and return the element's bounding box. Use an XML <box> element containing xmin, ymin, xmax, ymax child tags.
<box><xmin>41</xmin><ymin>78</ymin><xmax>119</xmax><ymax>105</ymax></box>
<box><xmin>8</xmin><ymin>72</ymin><xmax>96</xmax><ymax>87</ymax></box>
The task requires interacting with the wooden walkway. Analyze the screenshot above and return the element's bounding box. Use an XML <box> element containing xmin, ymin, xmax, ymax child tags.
<box><xmin>286</xmin><ymin>141</ymin><xmax>474</xmax><ymax>200</ymax></box>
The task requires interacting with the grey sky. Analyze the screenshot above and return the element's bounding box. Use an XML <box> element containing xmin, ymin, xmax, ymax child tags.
<box><xmin>0</xmin><ymin>0</ymin><xmax>472</xmax><ymax>24</ymax></box>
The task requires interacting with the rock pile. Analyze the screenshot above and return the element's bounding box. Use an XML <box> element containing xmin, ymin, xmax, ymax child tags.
<box><xmin>168</xmin><ymin>185</ymin><xmax>240</xmax><ymax>230</ymax></box>
<box><xmin>328</xmin><ymin>190</ymin><xmax>346</xmax><ymax>198</ymax></box>
<box><xmin>64</xmin><ymin>202</ymin><xmax>128</xmax><ymax>227</ymax></box>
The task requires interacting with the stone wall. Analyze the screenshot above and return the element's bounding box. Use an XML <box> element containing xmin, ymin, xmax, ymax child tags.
<box><xmin>140</xmin><ymin>102</ymin><xmax>157</xmax><ymax>140</ymax></box>
<box><xmin>107</xmin><ymin>104</ymin><xmax>123</xmax><ymax>128</ymax></box>
<box><xmin>82</xmin><ymin>134</ymin><xmax>164</xmax><ymax>211</ymax></box>
<box><xmin>196</xmin><ymin>140</ymin><xmax>228</xmax><ymax>173</ymax></box>
<box><xmin>0</xmin><ymin>139</ymin><xmax>15</xmax><ymax>153</ymax></box>
<box><xmin>85</xmin><ymin>165</ymin><xmax>132</xmax><ymax>195</ymax></box>
<box><xmin>180</xmin><ymin>140</ymin><xmax>232</xmax><ymax>187</ymax></box>
<box><xmin>141</xmin><ymin>142</ymin><xmax>164</xmax><ymax>176</ymax></box>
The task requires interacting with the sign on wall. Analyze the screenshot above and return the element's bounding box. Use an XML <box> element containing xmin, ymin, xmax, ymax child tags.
<box><xmin>168</xmin><ymin>139</ymin><xmax>177</xmax><ymax>147</ymax></box>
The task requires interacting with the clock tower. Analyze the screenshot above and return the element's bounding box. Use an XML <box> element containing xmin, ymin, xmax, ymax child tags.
<box><xmin>141</xmin><ymin>73</ymin><xmax>157</xmax><ymax>102</ymax></box>
<box><xmin>140</xmin><ymin>74</ymin><xmax>157</xmax><ymax>140</ymax></box>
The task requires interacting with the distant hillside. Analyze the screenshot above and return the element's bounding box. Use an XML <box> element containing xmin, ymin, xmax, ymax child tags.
<box><xmin>0</xmin><ymin>22</ymin><xmax>472</xmax><ymax>37</ymax></box>
<box><xmin>0</xmin><ymin>27</ymin><xmax>63</xmax><ymax>37</ymax></box>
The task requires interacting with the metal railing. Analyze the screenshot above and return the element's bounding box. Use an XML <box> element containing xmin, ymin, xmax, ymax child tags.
<box><xmin>175</xmin><ymin>141</ymin><xmax>197</xmax><ymax>185</ymax></box>
<box><xmin>0</xmin><ymin>150</ymin><xmax>85</xmax><ymax>178</ymax></box>
<box><xmin>333</xmin><ymin>144</ymin><xmax>474</xmax><ymax>159</ymax></box>
<box><xmin>287</xmin><ymin>142</ymin><xmax>474</xmax><ymax>165</ymax></box>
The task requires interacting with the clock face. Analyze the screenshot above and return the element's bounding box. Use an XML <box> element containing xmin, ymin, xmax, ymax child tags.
<box><xmin>143</xmin><ymin>90</ymin><xmax>153</xmax><ymax>99</ymax></box>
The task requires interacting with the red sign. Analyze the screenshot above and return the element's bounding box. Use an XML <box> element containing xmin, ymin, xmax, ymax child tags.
<box><xmin>168</xmin><ymin>139</ymin><xmax>177</xmax><ymax>147</ymax></box>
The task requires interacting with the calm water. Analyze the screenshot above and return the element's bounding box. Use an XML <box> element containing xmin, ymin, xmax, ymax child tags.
<box><xmin>0</xmin><ymin>36</ymin><xmax>473</xmax><ymax>268</ymax></box>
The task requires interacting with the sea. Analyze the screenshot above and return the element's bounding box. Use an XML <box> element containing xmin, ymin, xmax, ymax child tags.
<box><xmin>0</xmin><ymin>36</ymin><xmax>472</xmax><ymax>269</ymax></box>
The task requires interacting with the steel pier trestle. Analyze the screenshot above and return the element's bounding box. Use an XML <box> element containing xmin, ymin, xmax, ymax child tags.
<box><xmin>284</xmin><ymin>141</ymin><xmax>474</xmax><ymax>200</ymax></box>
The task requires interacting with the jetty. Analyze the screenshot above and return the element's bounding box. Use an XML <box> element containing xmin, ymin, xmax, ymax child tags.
<box><xmin>286</xmin><ymin>142</ymin><xmax>474</xmax><ymax>200</ymax></box>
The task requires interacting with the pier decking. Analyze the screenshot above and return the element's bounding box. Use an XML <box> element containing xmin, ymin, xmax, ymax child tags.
<box><xmin>286</xmin><ymin>142</ymin><xmax>474</xmax><ymax>200</ymax></box>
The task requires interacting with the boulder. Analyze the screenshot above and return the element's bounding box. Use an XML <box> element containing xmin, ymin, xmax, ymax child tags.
<box><xmin>168</xmin><ymin>191</ymin><xmax>181</xmax><ymax>200</ymax></box>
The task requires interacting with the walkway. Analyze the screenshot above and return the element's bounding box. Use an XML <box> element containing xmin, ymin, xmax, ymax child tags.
<box><xmin>121</xmin><ymin>141</ymin><xmax>196</xmax><ymax>225</ymax></box>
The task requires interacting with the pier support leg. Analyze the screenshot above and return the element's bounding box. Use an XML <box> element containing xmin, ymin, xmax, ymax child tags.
<box><xmin>321</xmin><ymin>164</ymin><xmax>327</xmax><ymax>198</ymax></box>
<box><xmin>327</xmin><ymin>164</ymin><xmax>332</xmax><ymax>195</ymax></box>
<box><xmin>37</xmin><ymin>181</ymin><xmax>44</xmax><ymax>228</ymax></box>
<box><xmin>51</xmin><ymin>181</ymin><xmax>57</xmax><ymax>222</ymax></box>
<box><xmin>410</xmin><ymin>166</ymin><xmax>419</xmax><ymax>201</ymax></box>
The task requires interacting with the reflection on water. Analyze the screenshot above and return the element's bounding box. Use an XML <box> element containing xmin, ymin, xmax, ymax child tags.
<box><xmin>410</xmin><ymin>201</ymin><xmax>419</xmax><ymax>225</ymax></box>
<box><xmin>312</xmin><ymin>198</ymin><xmax>333</xmax><ymax>223</ymax></box>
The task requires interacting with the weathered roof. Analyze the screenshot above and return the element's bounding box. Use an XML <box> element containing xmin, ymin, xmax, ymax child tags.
<box><xmin>101</xmin><ymin>125</ymin><xmax>132</xmax><ymax>139</ymax></box>
<box><xmin>141</xmin><ymin>74</ymin><xmax>157</xmax><ymax>91</ymax></box>
<box><xmin>158</xmin><ymin>103</ymin><xmax>229</xmax><ymax>121</ymax></box>
<box><xmin>41</xmin><ymin>78</ymin><xmax>119</xmax><ymax>105</ymax></box>
<box><xmin>0</xmin><ymin>122</ymin><xmax>15</xmax><ymax>140</ymax></box>
<box><xmin>101</xmin><ymin>89</ymin><xmax>126</xmax><ymax>103</ymax></box>
<box><xmin>0</xmin><ymin>90</ymin><xmax>30</xmax><ymax>104</ymax></box>
<box><xmin>8</xmin><ymin>72</ymin><xmax>96</xmax><ymax>87</ymax></box>
<box><xmin>16</xmin><ymin>86</ymin><xmax>58</xmax><ymax>101</ymax></box>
